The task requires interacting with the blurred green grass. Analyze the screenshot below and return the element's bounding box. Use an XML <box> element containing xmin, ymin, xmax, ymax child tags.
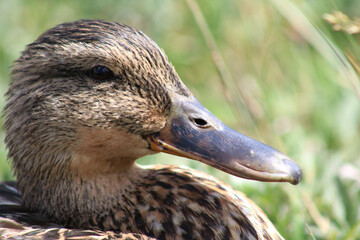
<box><xmin>0</xmin><ymin>0</ymin><xmax>359</xmax><ymax>239</ymax></box>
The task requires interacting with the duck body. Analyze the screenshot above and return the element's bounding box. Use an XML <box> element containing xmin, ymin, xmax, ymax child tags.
<box><xmin>1</xmin><ymin>166</ymin><xmax>280</xmax><ymax>239</ymax></box>
<box><xmin>0</xmin><ymin>20</ymin><xmax>301</xmax><ymax>239</ymax></box>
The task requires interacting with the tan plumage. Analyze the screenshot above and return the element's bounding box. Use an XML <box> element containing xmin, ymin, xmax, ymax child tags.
<box><xmin>0</xmin><ymin>20</ymin><xmax>301</xmax><ymax>239</ymax></box>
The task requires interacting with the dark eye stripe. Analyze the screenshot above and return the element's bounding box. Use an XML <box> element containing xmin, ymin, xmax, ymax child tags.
<box><xmin>90</xmin><ymin>65</ymin><xmax>114</xmax><ymax>81</ymax></box>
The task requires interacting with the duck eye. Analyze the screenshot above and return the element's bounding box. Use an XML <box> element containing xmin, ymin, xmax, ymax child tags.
<box><xmin>90</xmin><ymin>66</ymin><xmax>114</xmax><ymax>81</ymax></box>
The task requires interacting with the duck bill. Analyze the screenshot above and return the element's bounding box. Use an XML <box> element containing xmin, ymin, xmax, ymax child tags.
<box><xmin>146</xmin><ymin>96</ymin><xmax>302</xmax><ymax>185</ymax></box>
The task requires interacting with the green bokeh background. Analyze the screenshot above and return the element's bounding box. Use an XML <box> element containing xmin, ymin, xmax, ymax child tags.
<box><xmin>0</xmin><ymin>0</ymin><xmax>359</xmax><ymax>239</ymax></box>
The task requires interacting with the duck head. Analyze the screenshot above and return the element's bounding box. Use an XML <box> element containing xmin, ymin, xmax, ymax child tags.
<box><xmin>5</xmin><ymin>20</ymin><xmax>301</xmax><ymax>202</ymax></box>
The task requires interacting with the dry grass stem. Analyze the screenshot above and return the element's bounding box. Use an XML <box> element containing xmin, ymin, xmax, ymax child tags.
<box><xmin>185</xmin><ymin>0</ymin><xmax>256</xmax><ymax>130</ymax></box>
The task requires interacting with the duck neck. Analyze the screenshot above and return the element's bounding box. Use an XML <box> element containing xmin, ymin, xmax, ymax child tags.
<box><xmin>21</xmin><ymin>157</ymin><xmax>148</xmax><ymax>229</ymax></box>
<box><xmin>10</xmin><ymin>124</ymin><xmax>156</xmax><ymax>228</ymax></box>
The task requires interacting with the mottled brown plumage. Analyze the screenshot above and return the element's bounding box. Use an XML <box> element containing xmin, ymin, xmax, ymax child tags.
<box><xmin>0</xmin><ymin>20</ymin><xmax>301</xmax><ymax>239</ymax></box>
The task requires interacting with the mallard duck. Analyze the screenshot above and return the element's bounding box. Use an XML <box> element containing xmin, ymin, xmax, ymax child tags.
<box><xmin>0</xmin><ymin>20</ymin><xmax>302</xmax><ymax>240</ymax></box>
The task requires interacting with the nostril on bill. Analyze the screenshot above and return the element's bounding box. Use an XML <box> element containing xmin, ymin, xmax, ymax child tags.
<box><xmin>188</xmin><ymin>116</ymin><xmax>211</xmax><ymax>129</ymax></box>
<box><xmin>193</xmin><ymin>118</ymin><xmax>208</xmax><ymax>127</ymax></box>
